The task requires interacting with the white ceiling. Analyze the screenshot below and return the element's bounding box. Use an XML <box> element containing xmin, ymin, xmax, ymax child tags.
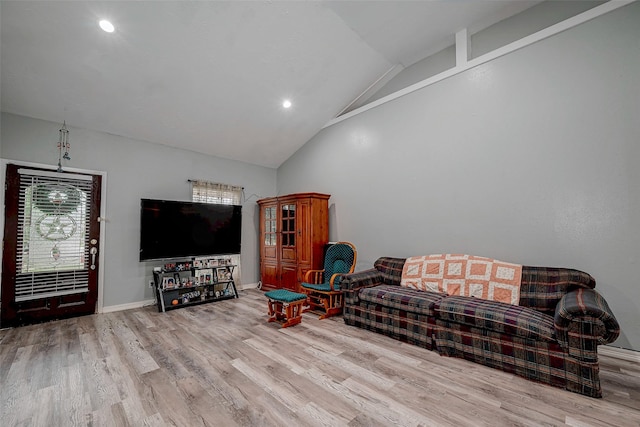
<box><xmin>1</xmin><ymin>1</ymin><xmax>538</xmax><ymax>168</ymax></box>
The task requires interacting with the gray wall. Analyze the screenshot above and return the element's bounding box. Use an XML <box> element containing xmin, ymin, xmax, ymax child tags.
<box><xmin>364</xmin><ymin>1</ymin><xmax>606</xmax><ymax>110</ymax></box>
<box><xmin>1</xmin><ymin>113</ymin><xmax>277</xmax><ymax>308</ymax></box>
<box><xmin>277</xmin><ymin>3</ymin><xmax>640</xmax><ymax>350</ymax></box>
<box><xmin>366</xmin><ymin>45</ymin><xmax>456</xmax><ymax>105</ymax></box>
<box><xmin>471</xmin><ymin>0</ymin><xmax>606</xmax><ymax>58</ymax></box>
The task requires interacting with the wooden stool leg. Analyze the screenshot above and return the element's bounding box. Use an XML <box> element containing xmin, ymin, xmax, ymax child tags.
<box><xmin>267</xmin><ymin>299</ymin><xmax>287</xmax><ymax>323</ymax></box>
<box><xmin>281</xmin><ymin>300</ymin><xmax>303</xmax><ymax>328</ymax></box>
<box><xmin>267</xmin><ymin>299</ymin><xmax>276</xmax><ymax>322</ymax></box>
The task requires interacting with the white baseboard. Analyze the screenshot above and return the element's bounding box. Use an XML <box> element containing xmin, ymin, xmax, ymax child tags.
<box><xmin>238</xmin><ymin>282</ymin><xmax>259</xmax><ymax>290</ymax></box>
<box><xmin>100</xmin><ymin>299</ymin><xmax>155</xmax><ymax>314</ymax></box>
<box><xmin>600</xmin><ymin>345</ymin><xmax>640</xmax><ymax>363</ymax></box>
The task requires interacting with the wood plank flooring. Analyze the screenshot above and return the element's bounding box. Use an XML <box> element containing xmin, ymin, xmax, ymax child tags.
<box><xmin>1</xmin><ymin>289</ymin><xmax>639</xmax><ymax>426</ymax></box>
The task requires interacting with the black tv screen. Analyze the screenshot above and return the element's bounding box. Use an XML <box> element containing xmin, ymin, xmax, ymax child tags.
<box><xmin>139</xmin><ymin>199</ymin><xmax>242</xmax><ymax>261</ymax></box>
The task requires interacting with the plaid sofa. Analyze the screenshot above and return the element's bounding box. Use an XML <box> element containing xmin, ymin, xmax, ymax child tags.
<box><xmin>342</xmin><ymin>257</ymin><xmax>620</xmax><ymax>398</ymax></box>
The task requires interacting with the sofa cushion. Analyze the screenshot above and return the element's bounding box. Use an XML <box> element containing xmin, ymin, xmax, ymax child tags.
<box><xmin>435</xmin><ymin>295</ymin><xmax>556</xmax><ymax>342</ymax></box>
<box><xmin>345</xmin><ymin>302</ymin><xmax>437</xmax><ymax>350</ymax></box>
<box><xmin>358</xmin><ymin>285</ymin><xmax>445</xmax><ymax>316</ymax></box>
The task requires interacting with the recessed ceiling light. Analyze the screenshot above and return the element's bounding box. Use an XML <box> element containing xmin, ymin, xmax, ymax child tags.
<box><xmin>282</xmin><ymin>100</ymin><xmax>292</xmax><ymax>109</ymax></box>
<box><xmin>99</xmin><ymin>19</ymin><xmax>115</xmax><ymax>33</ymax></box>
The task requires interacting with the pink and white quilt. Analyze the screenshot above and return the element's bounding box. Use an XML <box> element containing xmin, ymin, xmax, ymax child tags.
<box><xmin>400</xmin><ymin>254</ymin><xmax>523</xmax><ymax>305</ymax></box>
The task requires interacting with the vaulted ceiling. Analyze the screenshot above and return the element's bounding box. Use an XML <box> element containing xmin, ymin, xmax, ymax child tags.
<box><xmin>1</xmin><ymin>1</ymin><xmax>538</xmax><ymax>168</ymax></box>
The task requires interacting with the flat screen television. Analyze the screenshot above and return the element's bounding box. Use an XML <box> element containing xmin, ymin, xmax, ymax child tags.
<box><xmin>139</xmin><ymin>199</ymin><xmax>242</xmax><ymax>261</ymax></box>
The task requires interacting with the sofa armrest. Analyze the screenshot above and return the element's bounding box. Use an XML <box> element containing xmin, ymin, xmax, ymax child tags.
<box><xmin>341</xmin><ymin>268</ymin><xmax>384</xmax><ymax>305</ymax></box>
<box><xmin>554</xmin><ymin>288</ymin><xmax>620</xmax><ymax>362</ymax></box>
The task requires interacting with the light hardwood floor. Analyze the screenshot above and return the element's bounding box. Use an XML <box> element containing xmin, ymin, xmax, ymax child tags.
<box><xmin>1</xmin><ymin>289</ymin><xmax>639</xmax><ymax>427</ymax></box>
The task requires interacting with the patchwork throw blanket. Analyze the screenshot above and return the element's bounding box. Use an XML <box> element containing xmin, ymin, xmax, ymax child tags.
<box><xmin>400</xmin><ymin>254</ymin><xmax>523</xmax><ymax>305</ymax></box>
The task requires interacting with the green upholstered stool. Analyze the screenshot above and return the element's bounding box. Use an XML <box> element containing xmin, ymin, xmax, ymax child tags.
<box><xmin>265</xmin><ymin>289</ymin><xmax>307</xmax><ymax>328</ymax></box>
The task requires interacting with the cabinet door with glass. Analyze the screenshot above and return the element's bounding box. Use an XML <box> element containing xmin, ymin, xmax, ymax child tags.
<box><xmin>280</xmin><ymin>203</ymin><xmax>296</xmax><ymax>263</ymax></box>
<box><xmin>262</xmin><ymin>203</ymin><xmax>278</xmax><ymax>263</ymax></box>
<box><xmin>260</xmin><ymin>201</ymin><xmax>278</xmax><ymax>290</ymax></box>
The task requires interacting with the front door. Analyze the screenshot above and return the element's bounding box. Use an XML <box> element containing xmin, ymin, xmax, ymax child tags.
<box><xmin>1</xmin><ymin>164</ymin><xmax>102</xmax><ymax>327</ymax></box>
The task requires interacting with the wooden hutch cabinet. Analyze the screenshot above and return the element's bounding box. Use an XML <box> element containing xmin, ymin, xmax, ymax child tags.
<box><xmin>257</xmin><ymin>193</ymin><xmax>329</xmax><ymax>292</ymax></box>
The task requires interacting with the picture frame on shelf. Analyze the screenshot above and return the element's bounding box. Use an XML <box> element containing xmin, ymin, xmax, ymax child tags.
<box><xmin>197</xmin><ymin>268</ymin><xmax>214</xmax><ymax>285</ymax></box>
<box><xmin>216</xmin><ymin>267</ymin><xmax>232</xmax><ymax>281</ymax></box>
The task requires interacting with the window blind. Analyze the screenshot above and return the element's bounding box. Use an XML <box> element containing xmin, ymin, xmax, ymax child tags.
<box><xmin>15</xmin><ymin>169</ymin><xmax>92</xmax><ymax>301</ymax></box>
<box><xmin>191</xmin><ymin>180</ymin><xmax>242</xmax><ymax>205</ymax></box>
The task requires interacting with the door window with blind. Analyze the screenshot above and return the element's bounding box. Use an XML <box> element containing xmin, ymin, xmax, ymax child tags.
<box><xmin>16</xmin><ymin>171</ymin><xmax>93</xmax><ymax>300</ymax></box>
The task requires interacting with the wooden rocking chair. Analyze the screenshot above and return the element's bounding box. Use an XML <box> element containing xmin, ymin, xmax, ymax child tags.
<box><xmin>301</xmin><ymin>241</ymin><xmax>357</xmax><ymax>319</ymax></box>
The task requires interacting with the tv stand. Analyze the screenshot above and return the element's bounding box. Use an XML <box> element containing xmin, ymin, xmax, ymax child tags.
<box><xmin>153</xmin><ymin>260</ymin><xmax>238</xmax><ymax>312</ymax></box>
